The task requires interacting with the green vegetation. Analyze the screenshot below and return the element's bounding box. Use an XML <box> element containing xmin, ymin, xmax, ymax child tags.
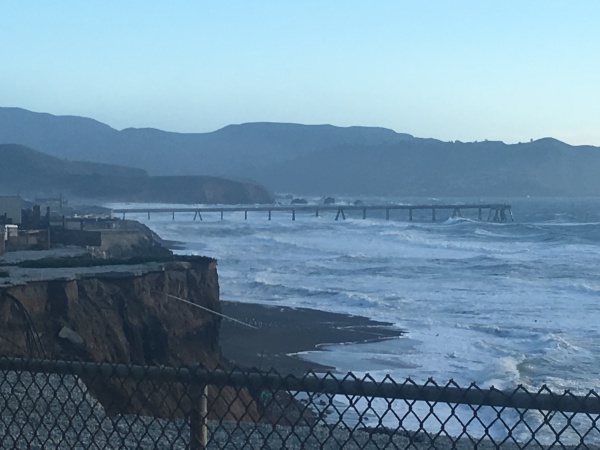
<box><xmin>14</xmin><ymin>254</ymin><xmax>214</xmax><ymax>269</ymax></box>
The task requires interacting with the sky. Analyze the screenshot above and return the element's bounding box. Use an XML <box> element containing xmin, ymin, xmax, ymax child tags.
<box><xmin>1</xmin><ymin>1</ymin><xmax>599</xmax><ymax>146</ymax></box>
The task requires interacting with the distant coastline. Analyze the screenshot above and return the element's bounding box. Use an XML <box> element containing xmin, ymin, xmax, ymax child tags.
<box><xmin>0</xmin><ymin>143</ymin><xmax>274</xmax><ymax>205</ymax></box>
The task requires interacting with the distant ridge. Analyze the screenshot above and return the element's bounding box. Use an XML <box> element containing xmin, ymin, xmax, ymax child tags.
<box><xmin>2</xmin><ymin>107</ymin><xmax>600</xmax><ymax>196</ymax></box>
<box><xmin>0</xmin><ymin>107</ymin><xmax>413</xmax><ymax>177</ymax></box>
<box><xmin>0</xmin><ymin>143</ymin><xmax>273</xmax><ymax>204</ymax></box>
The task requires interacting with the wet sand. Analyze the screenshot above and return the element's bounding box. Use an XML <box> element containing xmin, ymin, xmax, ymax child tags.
<box><xmin>219</xmin><ymin>300</ymin><xmax>404</xmax><ymax>375</ymax></box>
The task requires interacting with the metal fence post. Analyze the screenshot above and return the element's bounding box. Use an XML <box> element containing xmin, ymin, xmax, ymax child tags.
<box><xmin>190</xmin><ymin>384</ymin><xmax>208</xmax><ymax>450</ymax></box>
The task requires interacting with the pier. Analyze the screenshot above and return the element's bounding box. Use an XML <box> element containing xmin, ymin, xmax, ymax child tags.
<box><xmin>112</xmin><ymin>203</ymin><xmax>513</xmax><ymax>222</ymax></box>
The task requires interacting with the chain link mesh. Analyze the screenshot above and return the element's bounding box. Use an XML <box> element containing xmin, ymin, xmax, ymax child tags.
<box><xmin>0</xmin><ymin>357</ymin><xmax>598</xmax><ymax>449</ymax></box>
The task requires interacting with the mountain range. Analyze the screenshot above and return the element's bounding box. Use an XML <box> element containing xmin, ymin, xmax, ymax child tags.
<box><xmin>2</xmin><ymin>106</ymin><xmax>600</xmax><ymax>197</ymax></box>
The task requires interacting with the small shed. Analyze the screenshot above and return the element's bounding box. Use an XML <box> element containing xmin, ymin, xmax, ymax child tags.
<box><xmin>0</xmin><ymin>196</ymin><xmax>22</xmax><ymax>225</ymax></box>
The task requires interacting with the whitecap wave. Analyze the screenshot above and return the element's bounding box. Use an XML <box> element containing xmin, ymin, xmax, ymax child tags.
<box><xmin>137</xmin><ymin>199</ymin><xmax>600</xmax><ymax>397</ymax></box>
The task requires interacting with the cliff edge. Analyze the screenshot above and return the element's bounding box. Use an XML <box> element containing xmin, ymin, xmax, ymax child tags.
<box><xmin>0</xmin><ymin>253</ymin><xmax>259</xmax><ymax>420</ymax></box>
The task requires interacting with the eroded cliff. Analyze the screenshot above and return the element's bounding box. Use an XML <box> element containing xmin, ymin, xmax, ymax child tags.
<box><xmin>0</xmin><ymin>256</ymin><xmax>258</xmax><ymax>420</ymax></box>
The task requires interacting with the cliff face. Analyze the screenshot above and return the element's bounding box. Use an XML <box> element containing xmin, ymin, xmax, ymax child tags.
<box><xmin>0</xmin><ymin>257</ymin><xmax>258</xmax><ymax>420</ymax></box>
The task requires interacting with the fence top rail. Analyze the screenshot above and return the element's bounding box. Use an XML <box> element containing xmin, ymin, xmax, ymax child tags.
<box><xmin>0</xmin><ymin>357</ymin><xmax>596</xmax><ymax>414</ymax></box>
<box><xmin>112</xmin><ymin>204</ymin><xmax>511</xmax><ymax>214</ymax></box>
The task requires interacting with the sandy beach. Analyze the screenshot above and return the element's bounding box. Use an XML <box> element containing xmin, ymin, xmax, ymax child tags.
<box><xmin>219</xmin><ymin>300</ymin><xmax>404</xmax><ymax>374</ymax></box>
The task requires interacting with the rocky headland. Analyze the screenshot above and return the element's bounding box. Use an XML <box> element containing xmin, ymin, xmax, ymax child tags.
<box><xmin>0</xmin><ymin>143</ymin><xmax>274</xmax><ymax>204</ymax></box>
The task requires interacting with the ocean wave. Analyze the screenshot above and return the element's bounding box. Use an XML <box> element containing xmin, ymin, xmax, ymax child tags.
<box><xmin>247</xmin><ymin>279</ymin><xmax>340</xmax><ymax>300</ymax></box>
<box><xmin>481</xmin><ymin>355</ymin><xmax>526</xmax><ymax>390</ymax></box>
<box><xmin>548</xmin><ymin>279</ymin><xmax>600</xmax><ymax>295</ymax></box>
<box><xmin>138</xmin><ymin>199</ymin><xmax>600</xmax><ymax>398</ymax></box>
<box><xmin>443</xmin><ymin>217</ymin><xmax>478</xmax><ymax>225</ymax></box>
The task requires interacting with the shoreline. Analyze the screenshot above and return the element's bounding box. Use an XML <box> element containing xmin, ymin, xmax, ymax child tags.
<box><xmin>219</xmin><ymin>300</ymin><xmax>405</xmax><ymax>374</ymax></box>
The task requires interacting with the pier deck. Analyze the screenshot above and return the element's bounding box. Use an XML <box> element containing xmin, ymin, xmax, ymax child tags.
<box><xmin>112</xmin><ymin>203</ymin><xmax>513</xmax><ymax>222</ymax></box>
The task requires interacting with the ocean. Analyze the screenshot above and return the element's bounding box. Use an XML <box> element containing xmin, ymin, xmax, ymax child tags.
<box><xmin>108</xmin><ymin>197</ymin><xmax>600</xmax><ymax>441</ymax></box>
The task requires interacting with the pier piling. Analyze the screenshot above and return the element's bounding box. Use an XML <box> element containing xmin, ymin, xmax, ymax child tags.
<box><xmin>335</xmin><ymin>209</ymin><xmax>346</xmax><ymax>221</ymax></box>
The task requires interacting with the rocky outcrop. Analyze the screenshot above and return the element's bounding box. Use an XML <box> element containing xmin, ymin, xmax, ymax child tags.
<box><xmin>0</xmin><ymin>256</ymin><xmax>258</xmax><ymax>420</ymax></box>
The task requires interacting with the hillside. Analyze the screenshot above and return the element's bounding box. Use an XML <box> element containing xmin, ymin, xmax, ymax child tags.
<box><xmin>2</xmin><ymin>107</ymin><xmax>600</xmax><ymax>197</ymax></box>
<box><xmin>0</xmin><ymin>107</ymin><xmax>413</xmax><ymax>178</ymax></box>
<box><xmin>256</xmin><ymin>138</ymin><xmax>600</xmax><ymax>196</ymax></box>
<box><xmin>0</xmin><ymin>144</ymin><xmax>273</xmax><ymax>204</ymax></box>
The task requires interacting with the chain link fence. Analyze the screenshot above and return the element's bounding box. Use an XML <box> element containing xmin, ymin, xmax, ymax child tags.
<box><xmin>0</xmin><ymin>357</ymin><xmax>599</xmax><ymax>449</ymax></box>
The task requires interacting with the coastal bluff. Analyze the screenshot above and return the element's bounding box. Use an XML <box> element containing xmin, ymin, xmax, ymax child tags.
<box><xmin>0</xmin><ymin>250</ymin><xmax>258</xmax><ymax>421</ymax></box>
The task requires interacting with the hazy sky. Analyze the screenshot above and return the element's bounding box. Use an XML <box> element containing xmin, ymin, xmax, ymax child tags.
<box><xmin>1</xmin><ymin>1</ymin><xmax>599</xmax><ymax>145</ymax></box>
